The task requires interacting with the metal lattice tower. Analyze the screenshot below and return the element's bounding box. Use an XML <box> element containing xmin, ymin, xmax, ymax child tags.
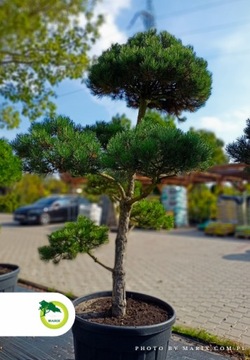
<box><xmin>128</xmin><ymin>0</ymin><xmax>156</xmax><ymax>31</ymax></box>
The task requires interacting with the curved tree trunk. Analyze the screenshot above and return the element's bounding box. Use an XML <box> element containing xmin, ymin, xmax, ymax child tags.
<box><xmin>112</xmin><ymin>200</ymin><xmax>132</xmax><ymax>317</ymax></box>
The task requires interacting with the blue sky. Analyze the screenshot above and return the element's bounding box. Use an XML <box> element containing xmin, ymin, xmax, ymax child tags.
<box><xmin>2</xmin><ymin>0</ymin><xmax>250</xmax><ymax>147</ymax></box>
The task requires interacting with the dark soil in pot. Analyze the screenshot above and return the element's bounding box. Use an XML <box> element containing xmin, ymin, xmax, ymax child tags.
<box><xmin>0</xmin><ymin>265</ymin><xmax>15</xmax><ymax>275</ymax></box>
<box><xmin>75</xmin><ymin>296</ymin><xmax>169</xmax><ymax>326</ymax></box>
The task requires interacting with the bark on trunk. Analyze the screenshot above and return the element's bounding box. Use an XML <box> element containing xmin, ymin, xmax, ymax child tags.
<box><xmin>137</xmin><ymin>99</ymin><xmax>148</xmax><ymax>124</ymax></box>
<box><xmin>112</xmin><ymin>200</ymin><xmax>131</xmax><ymax>317</ymax></box>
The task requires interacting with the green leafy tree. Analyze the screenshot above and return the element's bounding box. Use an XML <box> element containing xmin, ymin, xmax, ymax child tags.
<box><xmin>187</xmin><ymin>129</ymin><xmax>228</xmax><ymax>223</ymax></box>
<box><xmin>0</xmin><ymin>0</ymin><xmax>102</xmax><ymax>129</ymax></box>
<box><xmin>13</xmin><ymin>30</ymin><xmax>212</xmax><ymax>318</ymax></box>
<box><xmin>0</xmin><ymin>174</ymin><xmax>69</xmax><ymax>212</ymax></box>
<box><xmin>188</xmin><ymin>184</ymin><xmax>217</xmax><ymax>224</ymax></box>
<box><xmin>13</xmin><ymin>174</ymin><xmax>46</xmax><ymax>205</ymax></box>
<box><xmin>144</xmin><ymin>110</ymin><xmax>178</xmax><ymax>128</ymax></box>
<box><xmin>0</xmin><ymin>138</ymin><xmax>22</xmax><ymax>186</ymax></box>
<box><xmin>189</xmin><ymin>128</ymin><xmax>228</xmax><ymax>165</ymax></box>
<box><xmin>130</xmin><ymin>199</ymin><xmax>173</xmax><ymax>230</ymax></box>
<box><xmin>43</xmin><ymin>176</ymin><xmax>69</xmax><ymax>195</ymax></box>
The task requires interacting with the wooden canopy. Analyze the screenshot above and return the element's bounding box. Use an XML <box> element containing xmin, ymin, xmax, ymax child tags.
<box><xmin>137</xmin><ymin>164</ymin><xmax>250</xmax><ymax>189</ymax></box>
<box><xmin>61</xmin><ymin>164</ymin><xmax>250</xmax><ymax>191</ymax></box>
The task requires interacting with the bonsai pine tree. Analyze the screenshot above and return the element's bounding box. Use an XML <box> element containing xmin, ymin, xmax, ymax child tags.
<box><xmin>12</xmin><ymin>30</ymin><xmax>212</xmax><ymax>318</ymax></box>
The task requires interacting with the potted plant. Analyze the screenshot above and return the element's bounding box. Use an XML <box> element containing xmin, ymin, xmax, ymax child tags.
<box><xmin>12</xmin><ymin>29</ymin><xmax>212</xmax><ymax>359</ymax></box>
<box><xmin>0</xmin><ymin>138</ymin><xmax>22</xmax><ymax>291</ymax></box>
<box><xmin>0</xmin><ymin>263</ymin><xmax>20</xmax><ymax>292</ymax></box>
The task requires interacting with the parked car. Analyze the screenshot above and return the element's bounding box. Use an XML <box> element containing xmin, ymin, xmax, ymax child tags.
<box><xmin>13</xmin><ymin>195</ymin><xmax>91</xmax><ymax>225</ymax></box>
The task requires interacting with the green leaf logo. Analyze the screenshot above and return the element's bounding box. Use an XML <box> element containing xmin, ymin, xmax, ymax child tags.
<box><xmin>39</xmin><ymin>300</ymin><xmax>68</xmax><ymax>329</ymax></box>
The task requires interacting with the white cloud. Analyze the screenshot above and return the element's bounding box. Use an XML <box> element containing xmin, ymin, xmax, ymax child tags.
<box><xmin>198</xmin><ymin>107</ymin><xmax>250</xmax><ymax>144</ymax></box>
<box><xmin>90</xmin><ymin>0</ymin><xmax>132</xmax><ymax>55</ymax></box>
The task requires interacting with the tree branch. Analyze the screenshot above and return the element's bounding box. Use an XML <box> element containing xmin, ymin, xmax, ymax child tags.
<box><xmin>128</xmin><ymin>180</ymin><xmax>157</xmax><ymax>205</ymax></box>
<box><xmin>159</xmin><ymin>172</ymin><xmax>178</xmax><ymax>181</ymax></box>
<box><xmin>87</xmin><ymin>251</ymin><xmax>113</xmax><ymax>273</ymax></box>
<box><xmin>99</xmin><ymin>172</ymin><xmax>126</xmax><ymax>199</ymax></box>
<box><xmin>1</xmin><ymin>60</ymin><xmax>36</xmax><ymax>65</ymax></box>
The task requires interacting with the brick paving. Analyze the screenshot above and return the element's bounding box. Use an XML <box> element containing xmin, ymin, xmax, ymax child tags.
<box><xmin>1</xmin><ymin>213</ymin><xmax>250</xmax><ymax>347</ymax></box>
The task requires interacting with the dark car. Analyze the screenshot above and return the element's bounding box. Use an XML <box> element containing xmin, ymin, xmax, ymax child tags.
<box><xmin>13</xmin><ymin>195</ymin><xmax>91</xmax><ymax>225</ymax></box>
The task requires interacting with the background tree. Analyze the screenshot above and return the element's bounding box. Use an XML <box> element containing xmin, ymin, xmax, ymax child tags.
<box><xmin>143</xmin><ymin>110</ymin><xmax>176</xmax><ymax>128</ymax></box>
<box><xmin>0</xmin><ymin>0</ymin><xmax>102</xmax><ymax>129</ymax></box>
<box><xmin>188</xmin><ymin>184</ymin><xmax>217</xmax><ymax>224</ymax></box>
<box><xmin>226</xmin><ymin>118</ymin><xmax>250</xmax><ymax>164</ymax></box>
<box><xmin>13</xmin><ymin>30</ymin><xmax>213</xmax><ymax>318</ymax></box>
<box><xmin>187</xmin><ymin>129</ymin><xmax>228</xmax><ymax>224</ymax></box>
<box><xmin>0</xmin><ymin>174</ymin><xmax>69</xmax><ymax>213</ymax></box>
<box><xmin>189</xmin><ymin>128</ymin><xmax>228</xmax><ymax>165</ymax></box>
<box><xmin>130</xmin><ymin>199</ymin><xmax>173</xmax><ymax>230</ymax></box>
<box><xmin>0</xmin><ymin>138</ymin><xmax>21</xmax><ymax>186</ymax></box>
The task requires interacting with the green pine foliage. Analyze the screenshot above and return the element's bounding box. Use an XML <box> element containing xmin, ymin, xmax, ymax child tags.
<box><xmin>130</xmin><ymin>200</ymin><xmax>173</xmax><ymax>230</ymax></box>
<box><xmin>103</xmin><ymin>121</ymin><xmax>212</xmax><ymax>181</ymax></box>
<box><xmin>39</xmin><ymin>216</ymin><xmax>109</xmax><ymax>264</ymax></box>
<box><xmin>87</xmin><ymin>29</ymin><xmax>212</xmax><ymax>122</ymax></box>
<box><xmin>226</xmin><ymin>118</ymin><xmax>250</xmax><ymax>164</ymax></box>
<box><xmin>85</xmin><ymin>114</ymin><xmax>131</xmax><ymax>149</ymax></box>
<box><xmin>12</xmin><ymin>116</ymin><xmax>102</xmax><ymax>175</ymax></box>
<box><xmin>13</xmin><ymin>116</ymin><xmax>212</xmax><ymax>185</ymax></box>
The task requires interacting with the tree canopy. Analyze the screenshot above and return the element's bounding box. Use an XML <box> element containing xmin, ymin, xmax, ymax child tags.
<box><xmin>0</xmin><ymin>0</ymin><xmax>102</xmax><ymax>129</ymax></box>
<box><xmin>12</xmin><ymin>115</ymin><xmax>212</xmax><ymax>188</ymax></box>
<box><xmin>87</xmin><ymin>29</ymin><xmax>212</xmax><ymax>123</ymax></box>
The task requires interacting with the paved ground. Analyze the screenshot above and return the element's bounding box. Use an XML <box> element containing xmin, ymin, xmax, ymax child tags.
<box><xmin>1</xmin><ymin>213</ymin><xmax>250</xmax><ymax>351</ymax></box>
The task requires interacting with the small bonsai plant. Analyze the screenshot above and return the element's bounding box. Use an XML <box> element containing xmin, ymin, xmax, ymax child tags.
<box><xmin>12</xmin><ymin>29</ymin><xmax>212</xmax><ymax>317</ymax></box>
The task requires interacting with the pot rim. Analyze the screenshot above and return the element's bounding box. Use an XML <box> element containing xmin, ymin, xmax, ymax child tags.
<box><xmin>73</xmin><ymin>290</ymin><xmax>176</xmax><ymax>334</ymax></box>
<box><xmin>0</xmin><ymin>263</ymin><xmax>20</xmax><ymax>279</ymax></box>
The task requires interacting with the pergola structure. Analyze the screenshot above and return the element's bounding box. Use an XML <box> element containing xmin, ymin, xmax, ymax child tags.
<box><xmin>61</xmin><ymin>164</ymin><xmax>250</xmax><ymax>192</ymax></box>
<box><xmin>138</xmin><ymin>163</ymin><xmax>250</xmax><ymax>191</ymax></box>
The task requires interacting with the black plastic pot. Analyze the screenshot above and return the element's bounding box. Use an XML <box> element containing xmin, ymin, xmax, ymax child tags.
<box><xmin>72</xmin><ymin>291</ymin><xmax>176</xmax><ymax>360</ymax></box>
<box><xmin>0</xmin><ymin>263</ymin><xmax>20</xmax><ymax>292</ymax></box>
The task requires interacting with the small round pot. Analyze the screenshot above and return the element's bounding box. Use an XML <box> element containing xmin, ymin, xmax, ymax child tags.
<box><xmin>72</xmin><ymin>291</ymin><xmax>176</xmax><ymax>360</ymax></box>
<box><xmin>0</xmin><ymin>264</ymin><xmax>20</xmax><ymax>292</ymax></box>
